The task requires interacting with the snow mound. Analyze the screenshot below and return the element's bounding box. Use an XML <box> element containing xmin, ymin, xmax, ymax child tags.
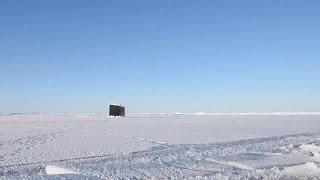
<box><xmin>300</xmin><ymin>144</ymin><xmax>320</xmax><ymax>160</ymax></box>
<box><xmin>279</xmin><ymin>162</ymin><xmax>320</xmax><ymax>177</ymax></box>
<box><xmin>45</xmin><ymin>165</ymin><xmax>76</xmax><ymax>175</ymax></box>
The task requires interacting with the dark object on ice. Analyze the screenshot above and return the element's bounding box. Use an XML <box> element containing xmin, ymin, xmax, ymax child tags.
<box><xmin>109</xmin><ymin>104</ymin><xmax>125</xmax><ymax>117</ymax></box>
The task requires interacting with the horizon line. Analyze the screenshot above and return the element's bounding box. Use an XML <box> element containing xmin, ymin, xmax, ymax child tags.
<box><xmin>2</xmin><ymin>112</ymin><xmax>320</xmax><ymax>116</ymax></box>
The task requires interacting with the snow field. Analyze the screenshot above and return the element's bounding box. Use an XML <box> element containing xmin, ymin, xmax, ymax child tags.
<box><xmin>1</xmin><ymin>113</ymin><xmax>320</xmax><ymax>179</ymax></box>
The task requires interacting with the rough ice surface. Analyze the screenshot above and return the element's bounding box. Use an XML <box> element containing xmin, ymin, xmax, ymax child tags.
<box><xmin>1</xmin><ymin>113</ymin><xmax>320</xmax><ymax>179</ymax></box>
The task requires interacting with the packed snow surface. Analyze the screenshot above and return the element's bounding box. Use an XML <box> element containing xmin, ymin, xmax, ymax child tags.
<box><xmin>1</xmin><ymin>113</ymin><xmax>320</xmax><ymax>179</ymax></box>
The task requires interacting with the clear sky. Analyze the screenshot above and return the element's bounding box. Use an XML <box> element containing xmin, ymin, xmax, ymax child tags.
<box><xmin>1</xmin><ymin>0</ymin><xmax>320</xmax><ymax>113</ymax></box>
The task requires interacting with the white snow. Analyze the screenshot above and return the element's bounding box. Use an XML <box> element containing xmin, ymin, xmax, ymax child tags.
<box><xmin>300</xmin><ymin>144</ymin><xmax>320</xmax><ymax>161</ymax></box>
<box><xmin>206</xmin><ymin>158</ymin><xmax>257</xmax><ymax>171</ymax></box>
<box><xmin>1</xmin><ymin>113</ymin><xmax>320</xmax><ymax>179</ymax></box>
<box><xmin>279</xmin><ymin>162</ymin><xmax>320</xmax><ymax>177</ymax></box>
<box><xmin>45</xmin><ymin>165</ymin><xmax>76</xmax><ymax>175</ymax></box>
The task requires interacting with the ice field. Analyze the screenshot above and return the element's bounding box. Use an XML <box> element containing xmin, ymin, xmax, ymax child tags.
<box><xmin>1</xmin><ymin>113</ymin><xmax>320</xmax><ymax>179</ymax></box>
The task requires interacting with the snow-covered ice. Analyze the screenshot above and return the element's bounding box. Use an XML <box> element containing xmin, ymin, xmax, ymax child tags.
<box><xmin>1</xmin><ymin>113</ymin><xmax>320</xmax><ymax>179</ymax></box>
<box><xmin>45</xmin><ymin>165</ymin><xmax>77</xmax><ymax>175</ymax></box>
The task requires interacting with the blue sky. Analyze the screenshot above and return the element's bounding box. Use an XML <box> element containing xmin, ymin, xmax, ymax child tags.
<box><xmin>1</xmin><ymin>1</ymin><xmax>319</xmax><ymax>113</ymax></box>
